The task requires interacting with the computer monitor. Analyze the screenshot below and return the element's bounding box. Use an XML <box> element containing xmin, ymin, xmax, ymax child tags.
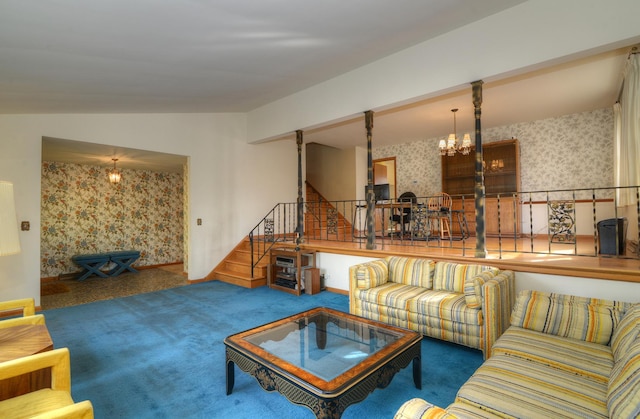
<box><xmin>366</xmin><ymin>183</ymin><xmax>390</xmax><ymax>202</ymax></box>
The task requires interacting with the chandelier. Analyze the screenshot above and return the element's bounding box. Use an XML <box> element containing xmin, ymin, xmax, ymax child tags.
<box><xmin>439</xmin><ymin>108</ymin><xmax>471</xmax><ymax>156</ymax></box>
<box><xmin>108</xmin><ymin>158</ymin><xmax>122</xmax><ymax>184</ymax></box>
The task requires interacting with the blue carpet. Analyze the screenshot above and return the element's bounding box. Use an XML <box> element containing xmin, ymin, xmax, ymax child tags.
<box><xmin>43</xmin><ymin>281</ymin><xmax>483</xmax><ymax>418</ymax></box>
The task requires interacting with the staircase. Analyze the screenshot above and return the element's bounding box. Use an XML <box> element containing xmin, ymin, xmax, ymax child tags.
<box><xmin>207</xmin><ymin>237</ymin><xmax>269</xmax><ymax>288</ymax></box>
<box><xmin>305</xmin><ymin>184</ymin><xmax>354</xmax><ymax>240</ymax></box>
<box><xmin>209</xmin><ymin>183</ymin><xmax>354</xmax><ymax>289</ymax></box>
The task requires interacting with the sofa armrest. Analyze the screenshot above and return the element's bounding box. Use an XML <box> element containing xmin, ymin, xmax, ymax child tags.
<box><xmin>394</xmin><ymin>398</ymin><xmax>452</xmax><ymax>419</ymax></box>
<box><xmin>349</xmin><ymin>260</ymin><xmax>389</xmax><ymax>313</ymax></box>
<box><xmin>481</xmin><ymin>270</ymin><xmax>515</xmax><ymax>358</ymax></box>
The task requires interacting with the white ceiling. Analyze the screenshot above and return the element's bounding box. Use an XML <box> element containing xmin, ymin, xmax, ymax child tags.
<box><xmin>1</xmin><ymin>1</ymin><xmax>634</xmax><ymax>167</ymax></box>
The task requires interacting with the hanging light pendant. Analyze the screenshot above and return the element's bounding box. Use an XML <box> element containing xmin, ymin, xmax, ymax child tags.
<box><xmin>439</xmin><ymin>108</ymin><xmax>471</xmax><ymax>156</ymax></box>
<box><xmin>108</xmin><ymin>158</ymin><xmax>122</xmax><ymax>184</ymax></box>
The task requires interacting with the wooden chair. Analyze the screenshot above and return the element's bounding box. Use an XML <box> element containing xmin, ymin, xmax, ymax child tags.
<box><xmin>0</xmin><ymin>348</ymin><xmax>94</xmax><ymax>418</ymax></box>
<box><xmin>427</xmin><ymin>193</ymin><xmax>452</xmax><ymax>239</ymax></box>
<box><xmin>0</xmin><ymin>298</ymin><xmax>46</xmax><ymax>329</ymax></box>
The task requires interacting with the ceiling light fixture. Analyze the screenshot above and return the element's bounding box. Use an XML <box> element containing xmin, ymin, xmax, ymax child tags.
<box><xmin>108</xmin><ymin>158</ymin><xmax>122</xmax><ymax>184</ymax></box>
<box><xmin>439</xmin><ymin>108</ymin><xmax>471</xmax><ymax>156</ymax></box>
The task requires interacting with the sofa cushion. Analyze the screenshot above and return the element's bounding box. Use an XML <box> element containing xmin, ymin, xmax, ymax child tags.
<box><xmin>492</xmin><ymin>326</ymin><xmax>614</xmax><ymax>383</ymax></box>
<box><xmin>610</xmin><ymin>304</ymin><xmax>640</xmax><ymax>362</ymax></box>
<box><xmin>353</xmin><ymin>259</ymin><xmax>388</xmax><ymax>290</ymax></box>
<box><xmin>510</xmin><ymin>290</ymin><xmax>625</xmax><ymax>345</ymax></box>
<box><xmin>456</xmin><ymin>353</ymin><xmax>610</xmax><ymax>418</ymax></box>
<box><xmin>356</xmin><ymin>282</ymin><xmax>429</xmax><ymax>311</ymax></box>
<box><xmin>607</xmin><ymin>337</ymin><xmax>640</xmax><ymax>418</ymax></box>
<box><xmin>387</xmin><ymin>256</ymin><xmax>435</xmax><ymax>288</ymax></box>
<box><xmin>433</xmin><ymin>262</ymin><xmax>498</xmax><ymax>294</ymax></box>
<box><xmin>408</xmin><ymin>290</ymin><xmax>482</xmax><ymax>326</ymax></box>
<box><xmin>463</xmin><ymin>270</ymin><xmax>496</xmax><ymax>309</ymax></box>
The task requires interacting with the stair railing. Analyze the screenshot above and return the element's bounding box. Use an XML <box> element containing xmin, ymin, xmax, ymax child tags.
<box><xmin>249</xmin><ymin>202</ymin><xmax>298</xmax><ymax>278</ymax></box>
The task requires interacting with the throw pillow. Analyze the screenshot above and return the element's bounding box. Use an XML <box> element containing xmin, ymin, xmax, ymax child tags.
<box><xmin>387</xmin><ymin>256</ymin><xmax>434</xmax><ymax>288</ymax></box>
<box><xmin>354</xmin><ymin>259</ymin><xmax>388</xmax><ymax>290</ymax></box>
<box><xmin>511</xmin><ymin>290</ymin><xmax>624</xmax><ymax>345</ymax></box>
<box><xmin>434</xmin><ymin>262</ymin><xmax>498</xmax><ymax>294</ymax></box>
<box><xmin>463</xmin><ymin>271</ymin><xmax>496</xmax><ymax>308</ymax></box>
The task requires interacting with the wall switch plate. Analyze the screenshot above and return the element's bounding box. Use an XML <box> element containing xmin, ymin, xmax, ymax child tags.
<box><xmin>21</xmin><ymin>221</ymin><xmax>30</xmax><ymax>231</ymax></box>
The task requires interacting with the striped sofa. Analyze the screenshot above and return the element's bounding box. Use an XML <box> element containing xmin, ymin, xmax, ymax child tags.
<box><xmin>395</xmin><ymin>290</ymin><xmax>640</xmax><ymax>419</ymax></box>
<box><xmin>349</xmin><ymin>256</ymin><xmax>515</xmax><ymax>358</ymax></box>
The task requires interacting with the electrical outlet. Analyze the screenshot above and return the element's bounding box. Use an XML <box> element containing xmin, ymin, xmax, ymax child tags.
<box><xmin>21</xmin><ymin>221</ymin><xmax>30</xmax><ymax>231</ymax></box>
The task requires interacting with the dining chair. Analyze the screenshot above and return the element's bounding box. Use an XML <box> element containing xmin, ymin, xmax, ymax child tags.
<box><xmin>427</xmin><ymin>192</ymin><xmax>452</xmax><ymax>239</ymax></box>
<box><xmin>391</xmin><ymin>192</ymin><xmax>417</xmax><ymax>236</ymax></box>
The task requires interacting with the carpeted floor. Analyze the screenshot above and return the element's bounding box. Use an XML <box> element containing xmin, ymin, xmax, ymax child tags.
<box><xmin>41</xmin><ymin>264</ymin><xmax>188</xmax><ymax>310</ymax></box>
<box><xmin>42</xmin><ymin>281</ymin><xmax>484</xmax><ymax>418</ymax></box>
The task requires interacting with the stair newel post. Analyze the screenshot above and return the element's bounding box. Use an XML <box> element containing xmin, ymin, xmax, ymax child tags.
<box><xmin>472</xmin><ymin>80</ymin><xmax>487</xmax><ymax>258</ymax></box>
<box><xmin>296</xmin><ymin>130</ymin><xmax>304</xmax><ymax>250</ymax></box>
<box><xmin>364</xmin><ymin>110</ymin><xmax>376</xmax><ymax>250</ymax></box>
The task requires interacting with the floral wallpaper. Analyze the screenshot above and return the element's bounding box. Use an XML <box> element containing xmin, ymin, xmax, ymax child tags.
<box><xmin>374</xmin><ymin>108</ymin><xmax>614</xmax><ymax>201</ymax></box>
<box><xmin>41</xmin><ymin>161</ymin><xmax>184</xmax><ymax>278</ymax></box>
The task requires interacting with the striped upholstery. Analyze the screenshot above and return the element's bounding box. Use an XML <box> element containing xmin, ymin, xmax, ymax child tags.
<box><xmin>610</xmin><ymin>304</ymin><xmax>640</xmax><ymax>362</ymax></box>
<box><xmin>387</xmin><ymin>256</ymin><xmax>435</xmax><ymax>288</ymax></box>
<box><xmin>352</xmin><ymin>259</ymin><xmax>389</xmax><ymax>290</ymax></box>
<box><xmin>393</xmin><ymin>292</ymin><xmax>638</xmax><ymax>419</ymax></box>
<box><xmin>409</xmin><ymin>291</ymin><xmax>482</xmax><ymax>325</ymax></box>
<box><xmin>510</xmin><ymin>290</ymin><xmax>627</xmax><ymax>345</ymax></box>
<box><xmin>433</xmin><ymin>262</ymin><xmax>498</xmax><ymax>293</ymax></box>
<box><xmin>394</xmin><ymin>399</ymin><xmax>455</xmax><ymax>419</ymax></box>
<box><xmin>349</xmin><ymin>258</ymin><xmax>514</xmax><ymax>359</ymax></box>
<box><xmin>492</xmin><ymin>326</ymin><xmax>614</xmax><ymax>383</ymax></box>
<box><xmin>607</xmin><ymin>337</ymin><xmax>640</xmax><ymax>418</ymax></box>
<box><xmin>463</xmin><ymin>271</ymin><xmax>495</xmax><ymax>308</ymax></box>
<box><xmin>456</xmin><ymin>353</ymin><xmax>610</xmax><ymax>418</ymax></box>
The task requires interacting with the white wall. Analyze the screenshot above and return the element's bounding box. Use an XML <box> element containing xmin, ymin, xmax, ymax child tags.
<box><xmin>247</xmin><ymin>0</ymin><xmax>640</xmax><ymax>143</ymax></box>
<box><xmin>317</xmin><ymin>253</ymin><xmax>640</xmax><ymax>303</ymax></box>
<box><xmin>0</xmin><ymin>113</ymin><xmax>298</xmax><ymax>305</ymax></box>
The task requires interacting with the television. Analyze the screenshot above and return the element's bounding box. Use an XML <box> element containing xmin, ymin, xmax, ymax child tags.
<box><xmin>364</xmin><ymin>184</ymin><xmax>390</xmax><ymax>202</ymax></box>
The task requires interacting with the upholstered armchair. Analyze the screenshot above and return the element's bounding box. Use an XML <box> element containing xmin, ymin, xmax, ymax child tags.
<box><xmin>0</xmin><ymin>298</ymin><xmax>45</xmax><ymax>329</ymax></box>
<box><xmin>0</xmin><ymin>347</ymin><xmax>94</xmax><ymax>418</ymax></box>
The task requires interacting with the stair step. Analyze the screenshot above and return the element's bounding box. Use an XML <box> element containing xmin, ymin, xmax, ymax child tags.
<box><xmin>214</xmin><ymin>269</ymin><xmax>266</xmax><ymax>289</ymax></box>
<box><xmin>224</xmin><ymin>260</ymin><xmax>266</xmax><ymax>276</ymax></box>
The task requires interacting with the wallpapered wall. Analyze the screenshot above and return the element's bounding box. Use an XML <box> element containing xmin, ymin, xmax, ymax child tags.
<box><xmin>373</xmin><ymin>108</ymin><xmax>614</xmax><ymax>199</ymax></box>
<box><xmin>41</xmin><ymin>161</ymin><xmax>184</xmax><ymax>278</ymax></box>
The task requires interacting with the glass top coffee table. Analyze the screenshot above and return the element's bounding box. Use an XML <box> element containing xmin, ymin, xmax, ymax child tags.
<box><xmin>224</xmin><ymin>307</ymin><xmax>421</xmax><ymax>418</ymax></box>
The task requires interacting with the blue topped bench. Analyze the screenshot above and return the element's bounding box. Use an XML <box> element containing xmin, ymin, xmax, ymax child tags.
<box><xmin>71</xmin><ymin>250</ymin><xmax>141</xmax><ymax>281</ymax></box>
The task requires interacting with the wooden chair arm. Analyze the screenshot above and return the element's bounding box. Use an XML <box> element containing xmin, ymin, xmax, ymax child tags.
<box><xmin>0</xmin><ymin>347</ymin><xmax>71</xmax><ymax>392</ymax></box>
<box><xmin>0</xmin><ymin>298</ymin><xmax>36</xmax><ymax>316</ymax></box>
<box><xmin>31</xmin><ymin>400</ymin><xmax>95</xmax><ymax>419</ymax></box>
<box><xmin>0</xmin><ymin>313</ymin><xmax>46</xmax><ymax>329</ymax></box>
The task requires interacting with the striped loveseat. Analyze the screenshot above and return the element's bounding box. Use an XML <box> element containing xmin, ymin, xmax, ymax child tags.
<box><xmin>349</xmin><ymin>256</ymin><xmax>515</xmax><ymax>358</ymax></box>
<box><xmin>395</xmin><ymin>290</ymin><xmax>640</xmax><ymax>419</ymax></box>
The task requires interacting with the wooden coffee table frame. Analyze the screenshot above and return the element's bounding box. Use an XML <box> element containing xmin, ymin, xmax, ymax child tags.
<box><xmin>225</xmin><ymin>307</ymin><xmax>421</xmax><ymax>419</ymax></box>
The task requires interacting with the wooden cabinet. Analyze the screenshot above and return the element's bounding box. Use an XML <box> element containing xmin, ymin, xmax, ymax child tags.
<box><xmin>443</xmin><ymin>139</ymin><xmax>521</xmax><ymax>236</ymax></box>
<box><xmin>451</xmin><ymin>197</ymin><xmax>520</xmax><ymax>237</ymax></box>
<box><xmin>268</xmin><ymin>248</ymin><xmax>316</xmax><ymax>296</ymax></box>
